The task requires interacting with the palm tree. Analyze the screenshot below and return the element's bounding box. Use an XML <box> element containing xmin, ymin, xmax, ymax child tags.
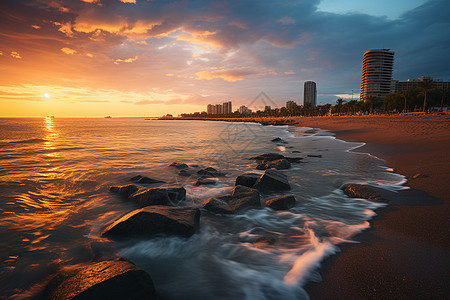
<box><xmin>364</xmin><ymin>95</ymin><xmax>376</xmax><ymax>114</ymax></box>
<box><xmin>399</xmin><ymin>90</ymin><xmax>413</xmax><ymax>113</ymax></box>
<box><xmin>336</xmin><ymin>98</ymin><xmax>345</xmax><ymax>115</ymax></box>
<box><xmin>418</xmin><ymin>78</ymin><xmax>434</xmax><ymax>112</ymax></box>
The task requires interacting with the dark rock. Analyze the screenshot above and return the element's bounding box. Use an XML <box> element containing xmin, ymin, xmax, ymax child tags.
<box><xmin>265</xmin><ymin>195</ymin><xmax>296</xmax><ymax>210</ymax></box>
<box><xmin>130</xmin><ymin>175</ymin><xmax>165</xmax><ymax>184</ymax></box>
<box><xmin>268</xmin><ymin>158</ymin><xmax>291</xmax><ymax>170</ymax></box>
<box><xmin>271</xmin><ymin>137</ymin><xmax>288</xmax><ymax>144</ymax></box>
<box><xmin>195</xmin><ymin>178</ymin><xmax>217</xmax><ymax>186</ymax></box>
<box><xmin>250</xmin><ymin>153</ymin><xmax>285</xmax><ymax>162</ymax></box>
<box><xmin>169</xmin><ymin>162</ymin><xmax>189</xmax><ymax>169</ymax></box>
<box><xmin>102</xmin><ymin>205</ymin><xmax>200</xmax><ymax>238</ymax></box>
<box><xmin>203</xmin><ymin>196</ymin><xmax>233</xmax><ymax>214</ymax></box>
<box><xmin>253</xmin><ymin>169</ymin><xmax>291</xmax><ymax>191</ymax></box>
<box><xmin>235</xmin><ymin>173</ymin><xmax>261</xmax><ymax>187</ymax></box>
<box><xmin>229</xmin><ymin>185</ymin><xmax>261</xmax><ymax>211</ymax></box>
<box><xmin>197</xmin><ymin>167</ymin><xmax>225</xmax><ymax>177</ymax></box>
<box><xmin>285</xmin><ymin>157</ymin><xmax>304</xmax><ymax>163</ymax></box>
<box><xmin>110</xmin><ymin>184</ymin><xmax>140</xmax><ymax>198</ymax></box>
<box><xmin>292</xmin><ymin>150</ymin><xmax>301</xmax><ymax>153</ymax></box>
<box><xmin>130</xmin><ymin>186</ymin><xmax>186</xmax><ymax>207</ymax></box>
<box><xmin>178</xmin><ymin>169</ymin><xmax>192</xmax><ymax>177</ymax></box>
<box><xmin>190</xmin><ymin>164</ymin><xmax>199</xmax><ymax>168</ymax></box>
<box><xmin>307</xmin><ymin>154</ymin><xmax>322</xmax><ymax>158</ymax></box>
<box><xmin>256</xmin><ymin>159</ymin><xmax>291</xmax><ymax>170</ymax></box>
<box><xmin>39</xmin><ymin>259</ymin><xmax>157</xmax><ymax>300</ymax></box>
<box><xmin>342</xmin><ymin>183</ymin><xmax>388</xmax><ymax>203</ymax></box>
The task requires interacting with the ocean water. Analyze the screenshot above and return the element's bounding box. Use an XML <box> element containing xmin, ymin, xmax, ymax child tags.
<box><xmin>0</xmin><ymin>118</ymin><xmax>406</xmax><ymax>299</ymax></box>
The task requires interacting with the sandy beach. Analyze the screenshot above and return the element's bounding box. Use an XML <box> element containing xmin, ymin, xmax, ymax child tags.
<box><xmin>294</xmin><ymin>113</ymin><xmax>450</xmax><ymax>298</ymax></box>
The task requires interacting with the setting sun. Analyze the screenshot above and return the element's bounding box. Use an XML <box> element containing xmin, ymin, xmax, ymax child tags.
<box><xmin>43</xmin><ymin>93</ymin><xmax>50</xmax><ymax>99</ymax></box>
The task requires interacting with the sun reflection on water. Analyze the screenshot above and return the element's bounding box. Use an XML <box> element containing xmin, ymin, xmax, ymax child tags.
<box><xmin>43</xmin><ymin>116</ymin><xmax>59</xmax><ymax>158</ymax></box>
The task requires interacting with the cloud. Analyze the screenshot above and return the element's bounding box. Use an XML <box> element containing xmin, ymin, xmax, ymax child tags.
<box><xmin>31</xmin><ymin>25</ymin><xmax>40</xmax><ymax>29</ymax></box>
<box><xmin>195</xmin><ymin>68</ymin><xmax>257</xmax><ymax>82</ymax></box>
<box><xmin>61</xmin><ymin>47</ymin><xmax>77</xmax><ymax>55</ymax></box>
<box><xmin>10</xmin><ymin>51</ymin><xmax>22</xmax><ymax>59</ymax></box>
<box><xmin>120</xmin><ymin>0</ymin><xmax>136</xmax><ymax>3</ymax></box>
<box><xmin>134</xmin><ymin>99</ymin><xmax>165</xmax><ymax>105</ymax></box>
<box><xmin>113</xmin><ymin>56</ymin><xmax>138</xmax><ymax>64</ymax></box>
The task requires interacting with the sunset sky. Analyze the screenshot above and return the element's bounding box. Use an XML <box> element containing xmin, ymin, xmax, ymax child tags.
<box><xmin>1</xmin><ymin>0</ymin><xmax>449</xmax><ymax>117</ymax></box>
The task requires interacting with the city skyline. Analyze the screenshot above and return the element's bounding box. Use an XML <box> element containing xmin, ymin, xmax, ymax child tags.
<box><xmin>1</xmin><ymin>0</ymin><xmax>449</xmax><ymax>117</ymax></box>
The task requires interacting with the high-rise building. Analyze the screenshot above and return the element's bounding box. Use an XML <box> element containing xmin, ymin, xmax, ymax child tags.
<box><xmin>222</xmin><ymin>101</ymin><xmax>232</xmax><ymax>114</ymax></box>
<box><xmin>207</xmin><ymin>104</ymin><xmax>213</xmax><ymax>115</ymax></box>
<box><xmin>360</xmin><ymin>49</ymin><xmax>395</xmax><ymax>100</ymax></box>
<box><xmin>303</xmin><ymin>81</ymin><xmax>317</xmax><ymax>107</ymax></box>
<box><xmin>238</xmin><ymin>105</ymin><xmax>251</xmax><ymax>114</ymax></box>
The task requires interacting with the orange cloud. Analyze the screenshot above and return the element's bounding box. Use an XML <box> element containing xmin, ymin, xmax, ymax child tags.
<box><xmin>196</xmin><ymin>70</ymin><xmax>243</xmax><ymax>82</ymax></box>
<box><xmin>120</xmin><ymin>0</ymin><xmax>136</xmax><ymax>3</ymax></box>
<box><xmin>113</xmin><ymin>56</ymin><xmax>138</xmax><ymax>64</ymax></box>
<box><xmin>61</xmin><ymin>47</ymin><xmax>77</xmax><ymax>55</ymax></box>
<box><xmin>11</xmin><ymin>51</ymin><xmax>22</xmax><ymax>59</ymax></box>
<box><xmin>31</xmin><ymin>25</ymin><xmax>40</xmax><ymax>29</ymax></box>
<box><xmin>177</xmin><ymin>30</ymin><xmax>221</xmax><ymax>48</ymax></box>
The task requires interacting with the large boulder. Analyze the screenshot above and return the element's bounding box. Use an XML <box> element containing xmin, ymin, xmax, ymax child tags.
<box><xmin>102</xmin><ymin>206</ymin><xmax>200</xmax><ymax>238</ymax></box>
<box><xmin>110</xmin><ymin>184</ymin><xmax>186</xmax><ymax>207</ymax></box>
<box><xmin>130</xmin><ymin>186</ymin><xmax>186</xmax><ymax>207</ymax></box>
<box><xmin>235</xmin><ymin>173</ymin><xmax>260</xmax><ymax>188</ymax></box>
<box><xmin>342</xmin><ymin>183</ymin><xmax>388</xmax><ymax>203</ymax></box>
<box><xmin>39</xmin><ymin>259</ymin><xmax>157</xmax><ymax>300</ymax></box>
<box><xmin>265</xmin><ymin>195</ymin><xmax>296</xmax><ymax>210</ymax></box>
<box><xmin>203</xmin><ymin>196</ymin><xmax>233</xmax><ymax>214</ymax></box>
<box><xmin>253</xmin><ymin>169</ymin><xmax>291</xmax><ymax>191</ymax></box>
<box><xmin>256</xmin><ymin>158</ymin><xmax>291</xmax><ymax>170</ymax></box>
<box><xmin>229</xmin><ymin>185</ymin><xmax>261</xmax><ymax>211</ymax></box>
<box><xmin>271</xmin><ymin>137</ymin><xmax>288</xmax><ymax>144</ymax></box>
<box><xmin>130</xmin><ymin>175</ymin><xmax>165</xmax><ymax>184</ymax></box>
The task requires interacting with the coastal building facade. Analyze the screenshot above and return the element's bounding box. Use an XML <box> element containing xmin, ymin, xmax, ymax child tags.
<box><xmin>392</xmin><ymin>76</ymin><xmax>450</xmax><ymax>93</ymax></box>
<box><xmin>360</xmin><ymin>49</ymin><xmax>395</xmax><ymax>100</ymax></box>
<box><xmin>303</xmin><ymin>81</ymin><xmax>317</xmax><ymax>107</ymax></box>
<box><xmin>206</xmin><ymin>102</ymin><xmax>233</xmax><ymax>115</ymax></box>
<box><xmin>238</xmin><ymin>105</ymin><xmax>252</xmax><ymax>114</ymax></box>
<box><xmin>222</xmin><ymin>101</ymin><xmax>232</xmax><ymax>114</ymax></box>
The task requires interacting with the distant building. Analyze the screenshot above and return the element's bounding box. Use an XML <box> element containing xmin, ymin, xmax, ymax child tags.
<box><xmin>238</xmin><ymin>105</ymin><xmax>252</xmax><ymax>114</ymax></box>
<box><xmin>222</xmin><ymin>101</ymin><xmax>232</xmax><ymax>114</ymax></box>
<box><xmin>360</xmin><ymin>49</ymin><xmax>395</xmax><ymax>100</ymax></box>
<box><xmin>303</xmin><ymin>81</ymin><xmax>317</xmax><ymax>107</ymax></box>
<box><xmin>264</xmin><ymin>105</ymin><xmax>271</xmax><ymax>112</ymax></box>
<box><xmin>286</xmin><ymin>101</ymin><xmax>296</xmax><ymax>110</ymax></box>
<box><xmin>392</xmin><ymin>76</ymin><xmax>450</xmax><ymax>93</ymax></box>
<box><xmin>207</xmin><ymin>104</ymin><xmax>213</xmax><ymax>115</ymax></box>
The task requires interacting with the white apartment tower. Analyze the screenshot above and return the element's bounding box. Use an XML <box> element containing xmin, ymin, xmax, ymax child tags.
<box><xmin>360</xmin><ymin>49</ymin><xmax>395</xmax><ymax>100</ymax></box>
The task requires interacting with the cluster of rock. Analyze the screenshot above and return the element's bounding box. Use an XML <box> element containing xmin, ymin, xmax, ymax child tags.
<box><xmin>203</xmin><ymin>167</ymin><xmax>297</xmax><ymax>214</ymax></box>
<box><xmin>250</xmin><ymin>152</ymin><xmax>303</xmax><ymax>170</ymax></box>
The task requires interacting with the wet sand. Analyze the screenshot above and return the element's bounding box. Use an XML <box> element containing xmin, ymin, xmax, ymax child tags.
<box><xmin>295</xmin><ymin>113</ymin><xmax>450</xmax><ymax>299</ymax></box>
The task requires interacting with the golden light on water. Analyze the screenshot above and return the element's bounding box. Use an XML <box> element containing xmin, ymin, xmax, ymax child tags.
<box><xmin>43</xmin><ymin>117</ymin><xmax>59</xmax><ymax>158</ymax></box>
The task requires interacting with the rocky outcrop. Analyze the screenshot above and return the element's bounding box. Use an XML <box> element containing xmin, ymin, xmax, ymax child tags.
<box><xmin>39</xmin><ymin>259</ymin><xmax>157</xmax><ymax>300</ymax></box>
<box><xmin>307</xmin><ymin>154</ymin><xmax>322</xmax><ymax>158</ymax></box>
<box><xmin>264</xmin><ymin>195</ymin><xmax>296</xmax><ymax>210</ymax></box>
<box><xmin>130</xmin><ymin>175</ymin><xmax>165</xmax><ymax>184</ymax></box>
<box><xmin>229</xmin><ymin>185</ymin><xmax>261</xmax><ymax>212</ymax></box>
<box><xmin>256</xmin><ymin>158</ymin><xmax>291</xmax><ymax>170</ymax></box>
<box><xmin>130</xmin><ymin>186</ymin><xmax>186</xmax><ymax>207</ymax></box>
<box><xmin>110</xmin><ymin>185</ymin><xmax>186</xmax><ymax>207</ymax></box>
<box><xmin>342</xmin><ymin>183</ymin><xmax>387</xmax><ymax>202</ymax></box>
<box><xmin>102</xmin><ymin>206</ymin><xmax>200</xmax><ymax>238</ymax></box>
<box><xmin>169</xmin><ymin>162</ymin><xmax>188</xmax><ymax>169</ymax></box>
<box><xmin>235</xmin><ymin>173</ymin><xmax>260</xmax><ymax>188</ymax></box>
<box><xmin>253</xmin><ymin>170</ymin><xmax>291</xmax><ymax>191</ymax></box>
<box><xmin>178</xmin><ymin>169</ymin><xmax>192</xmax><ymax>177</ymax></box>
<box><xmin>203</xmin><ymin>196</ymin><xmax>233</xmax><ymax>214</ymax></box>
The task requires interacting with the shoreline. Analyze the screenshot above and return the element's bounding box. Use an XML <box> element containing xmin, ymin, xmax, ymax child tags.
<box><xmin>295</xmin><ymin>114</ymin><xmax>450</xmax><ymax>298</ymax></box>
<box><xmin>174</xmin><ymin>114</ymin><xmax>450</xmax><ymax>297</ymax></box>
